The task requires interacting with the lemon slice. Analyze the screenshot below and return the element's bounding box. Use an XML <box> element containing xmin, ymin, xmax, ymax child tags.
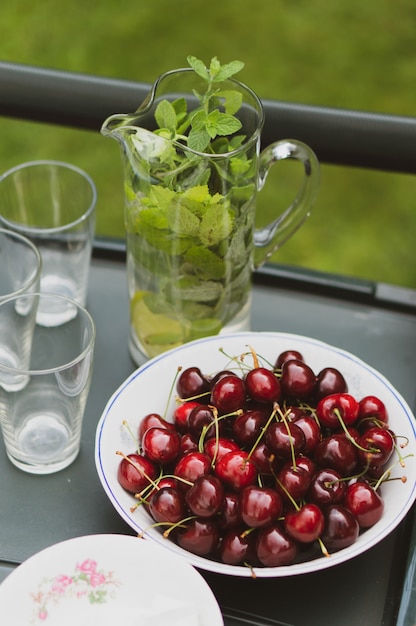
<box><xmin>130</xmin><ymin>291</ymin><xmax>184</xmax><ymax>358</ymax></box>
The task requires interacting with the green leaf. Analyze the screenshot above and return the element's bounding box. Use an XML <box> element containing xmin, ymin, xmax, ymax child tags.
<box><xmin>184</xmin><ymin>246</ymin><xmax>226</xmax><ymax>280</ymax></box>
<box><xmin>188</xmin><ymin>127</ymin><xmax>211</xmax><ymax>152</ymax></box>
<box><xmin>154</xmin><ymin>99</ymin><xmax>178</xmax><ymax>133</ymax></box>
<box><xmin>214</xmin><ymin>113</ymin><xmax>242</xmax><ymax>136</ymax></box>
<box><xmin>212</xmin><ymin>60</ymin><xmax>245</xmax><ymax>82</ymax></box>
<box><xmin>216</xmin><ymin>90</ymin><xmax>243</xmax><ymax>115</ymax></box>
<box><xmin>166</xmin><ymin>202</ymin><xmax>200</xmax><ymax>237</ymax></box>
<box><xmin>187</xmin><ymin>55</ymin><xmax>209</xmax><ymax>80</ymax></box>
<box><xmin>199</xmin><ymin>202</ymin><xmax>234</xmax><ymax>247</ymax></box>
<box><xmin>208</xmin><ymin>56</ymin><xmax>221</xmax><ymax>79</ymax></box>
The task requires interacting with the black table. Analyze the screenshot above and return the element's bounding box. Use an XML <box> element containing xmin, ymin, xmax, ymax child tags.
<box><xmin>1</xmin><ymin>247</ymin><xmax>416</xmax><ymax>626</ymax></box>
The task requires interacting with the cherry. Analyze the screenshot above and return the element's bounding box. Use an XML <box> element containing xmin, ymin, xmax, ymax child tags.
<box><xmin>357</xmin><ymin>426</ymin><xmax>395</xmax><ymax>468</ymax></box>
<box><xmin>138</xmin><ymin>413</ymin><xmax>173</xmax><ymax>441</ymax></box>
<box><xmin>188</xmin><ymin>404</ymin><xmax>218</xmax><ymax>439</ymax></box>
<box><xmin>314</xmin><ymin>433</ymin><xmax>358</xmax><ymax>476</ymax></box>
<box><xmin>117</xmin><ymin>453</ymin><xmax>158</xmax><ymax>494</ymax></box>
<box><xmin>173</xmin><ymin>401</ymin><xmax>201</xmax><ymax>434</ymax></box>
<box><xmin>176</xmin><ymin>367</ymin><xmax>210</xmax><ymax>400</ymax></box>
<box><xmin>176</xmin><ymin>518</ymin><xmax>220</xmax><ymax>556</ymax></box>
<box><xmin>344</xmin><ymin>481</ymin><xmax>384</xmax><ymax>528</ymax></box>
<box><xmin>279</xmin><ymin>359</ymin><xmax>316</xmax><ymax>400</ymax></box>
<box><xmin>185</xmin><ymin>475</ymin><xmax>225</xmax><ymax>518</ymax></box>
<box><xmin>220</xmin><ymin>527</ymin><xmax>255</xmax><ymax>565</ymax></box>
<box><xmin>249</xmin><ymin>441</ymin><xmax>279</xmax><ymax>475</ymax></box>
<box><xmin>204</xmin><ymin>436</ymin><xmax>240</xmax><ymax>464</ymax></box>
<box><xmin>256</xmin><ymin>523</ymin><xmax>298</xmax><ymax>566</ymax></box>
<box><xmin>289</xmin><ymin>415</ymin><xmax>321</xmax><ymax>454</ymax></box>
<box><xmin>276</xmin><ymin>463</ymin><xmax>312</xmax><ymax>502</ymax></box>
<box><xmin>316</xmin><ymin>393</ymin><xmax>359</xmax><ymax>429</ymax></box>
<box><xmin>265</xmin><ymin>421</ymin><xmax>306</xmax><ymax>459</ymax></box>
<box><xmin>284</xmin><ymin>503</ymin><xmax>325</xmax><ymax>543</ymax></box>
<box><xmin>210</xmin><ymin>370</ymin><xmax>238</xmax><ymax>387</ymax></box>
<box><xmin>245</xmin><ymin>367</ymin><xmax>281</xmax><ymax>404</ymax></box>
<box><xmin>240</xmin><ymin>485</ymin><xmax>283</xmax><ymax>528</ymax></box>
<box><xmin>322</xmin><ymin>504</ymin><xmax>360</xmax><ymax>550</ymax></box>
<box><xmin>275</xmin><ymin>350</ymin><xmax>304</xmax><ymax>369</ymax></box>
<box><xmin>174</xmin><ymin>451</ymin><xmax>211</xmax><ymax>489</ymax></box>
<box><xmin>149</xmin><ymin>486</ymin><xmax>187</xmax><ymax>524</ymax></box>
<box><xmin>232</xmin><ymin>409</ymin><xmax>269</xmax><ymax>446</ymax></box>
<box><xmin>357</xmin><ymin>395</ymin><xmax>389</xmax><ymax>431</ymax></box>
<box><xmin>141</xmin><ymin>426</ymin><xmax>181</xmax><ymax>465</ymax></box>
<box><xmin>215</xmin><ymin>450</ymin><xmax>258</xmax><ymax>491</ymax></box>
<box><xmin>307</xmin><ymin>468</ymin><xmax>346</xmax><ymax>506</ymax></box>
<box><xmin>210</xmin><ymin>375</ymin><xmax>246</xmax><ymax>414</ymax></box>
<box><xmin>218</xmin><ymin>492</ymin><xmax>242</xmax><ymax>530</ymax></box>
<box><xmin>314</xmin><ymin>367</ymin><xmax>348</xmax><ymax>400</ymax></box>
<box><xmin>180</xmin><ymin>432</ymin><xmax>199</xmax><ymax>454</ymax></box>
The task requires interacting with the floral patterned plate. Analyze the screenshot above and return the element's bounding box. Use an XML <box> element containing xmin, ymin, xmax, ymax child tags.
<box><xmin>0</xmin><ymin>533</ymin><xmax>223</xmax><ymax>625</ymax></box>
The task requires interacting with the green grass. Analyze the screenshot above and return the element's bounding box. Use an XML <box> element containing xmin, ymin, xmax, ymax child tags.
<box><xmin>0</xmin><ymin>0</ymin><xmax>415</xmax><ymax>287</ymax></box>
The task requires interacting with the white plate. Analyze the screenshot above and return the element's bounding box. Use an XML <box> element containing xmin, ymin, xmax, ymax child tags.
<box><xmin>95</xmin><ymin>331</ymin><xmax>416</xmax><ymax>578</ymax></box>
<box><xmin>0</xmin><ymin>534</ymin><xmax>223</xmax><ymax>625</ymax></box>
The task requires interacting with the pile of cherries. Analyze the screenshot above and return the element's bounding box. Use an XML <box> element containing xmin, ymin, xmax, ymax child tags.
<box><xmin>117</xmin><ymin>348</ymin><xmax>407</xmax><ymax>570</ymax></box>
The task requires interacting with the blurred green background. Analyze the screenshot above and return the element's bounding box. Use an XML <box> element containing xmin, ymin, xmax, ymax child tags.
<box><xmin>1</xmin><ymin>0</ymin><xmax>415</xmax><ymax>287</ymax></box>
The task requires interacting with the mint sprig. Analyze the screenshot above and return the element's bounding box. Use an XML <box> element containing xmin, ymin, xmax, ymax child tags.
<box><xmin>155</xmin><ymin>55</ymin><xmax>245</xmax><ymax>153</ymax></box>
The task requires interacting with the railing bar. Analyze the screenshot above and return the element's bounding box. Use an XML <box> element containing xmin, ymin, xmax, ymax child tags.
<box><xmin>1</xmin><ymin>61</ymin><xmax>415</xmax><ymax>173</ymax></box>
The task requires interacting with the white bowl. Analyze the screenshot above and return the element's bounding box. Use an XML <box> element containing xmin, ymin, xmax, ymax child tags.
<box><xmin>95</xmin><ymin>331</ymin><xmax>416</xmax><ymax>578</ymax></box>
<box><xmin>0</xmin><ymin>534</ymin><xmax>223</xmax><ymax>625</ymax></box>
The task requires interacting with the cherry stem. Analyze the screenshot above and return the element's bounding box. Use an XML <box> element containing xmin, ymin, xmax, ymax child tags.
<box><xmin>164</xmin><ymin>366</ymin><xmax>182</xmax><ymax>419</ymax></box>
<box><xmin>374</xmin><ymin>453</ymin><xmax>413</xmax><ymax>491</ymax></box>
<box><xmin>246</xmin><ymin>403</ymin><xmax>280</xmax><ymax>461</ymax></box>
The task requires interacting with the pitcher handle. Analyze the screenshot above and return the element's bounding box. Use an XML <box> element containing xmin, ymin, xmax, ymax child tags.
<box><xmin>253</xmin><ymin>139</ymin><xmax>320</xmax><ymax>268</ymax></box>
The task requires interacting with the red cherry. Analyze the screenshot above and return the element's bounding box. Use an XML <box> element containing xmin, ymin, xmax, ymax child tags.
<box><xmin>203</xmin><ymin>437</ymin><xmax>240</xmax><ymax>464</ymax></box>
<box><xmin>149</xmin><ymin>486</ymin><xmax>187</xmax><ymax>524</ymax></box>
<box><xmin>180</xmin><ymin>432</ymin><xmax>199</xmax><ymax>454</ymax></box>
<box><xmin>245</xmin><ymin>367</ymin><xmax>281</xmax><ymax>404</ymax></box>
<box><xmin>210</xmin><ymin>375</ymin><xmax>246</xmax><ymax>414</ymax></box>
<box><xmin>357</xmin><ymin>426</ymin><xmax>395</xmax><ymax>468</ymax></box>
<box><xmin>307</xmin><ymin>468</ymin><xmax>346</xmax><ymax>506</ymax></box>
<box><xmin>185</xmin><ymin>475</ymin><xmax>225</xmax><ymax>518</ymax></box>
<box><xmin>218</xmin><ymin>493</ymin><xmax>241</xmax><ymax>530</ymax></box>
<box><xmin>314</xmin><ymin>367</ymin><xmax>348</xmax><ymax>400</ymax></box>
<box><xmin>265</xmin><ymin>421</ymin><xmax>305</xmax><ymax>459</ymax></box>
<box><xmin>344</xmin><ymin>482</ymin><xmax>384</xmax><ymax>528</ymax></box>
<box><xmin>188</xmin><ymin>404</ymin><xmax>219</xmax><ymax>439</ymax></box>
<box><xmin>138</xmin><ymin>413</ymin><xmax>174</xmax><ymax>441</ymax></box>
<box><xmin>240</xmin><ymin>485</ymin><xmax>283</xmax><ymax>528</ymax></box>
<box><xmin>117</xmin><ymin>453</ymin><xmax>158</xmax><ymax>494</ymax></box>
<box><xmin>174</xmin><ymin>452</ymin><xmax>211</xmax><ymax>490</ymax></box>
<box><xmin>316</xmin><ymin>393</ymin><xmax>359</xmax><ymax>429</ymax></box>
<box><xmin>256</xmin><ymin>523</ymin><xmax>298</xmax><ymax>566</ymax></box>
<box><xmin>279</xmin><ymin>359</ymin><xmax>316</xmax><ymax>400</ymax></box>
<box><xmin>314</xmin><ymin>433</ymin><xmax>358</xmax><ymax>476</ymax></box>
<box><xmin>357</xmin><ymin>395</ymin><xmax>389</xmax><ymax>431</ymax></box>
<box><xmin>220</xmin><ymin>527</ymin><xmax>255</xmax><ymax>565</ymax></box>
<box><xmin>141</xmin><ymin>426</ymin><xmax>181</xmax><ymax>465</ymax></box>
<box><xmin>290</xmin><ymin>415</ymin><xmax>321</xmax><ymax>454</ymax></box>
<box><xmin>176</xmin><ymin>518</ymin><xmax>220</xmax><ymax>556</ymax></box>
<box><xmin>176</xmin><ymin>367</ymin><xmax>210</xmax><ymax>400</ymax></box>
<box><xmin>232</xmin><ymin>409</ymin><xmax>269</xmax><ymax>446</ymax></box>
<box><xmin>214</xmin><ymin>450</ymin><xmax>258</xmax><ymax>492</ymax></box>
<box><xmin>274</xmin><ymin>350</ymin><xmax>304</xmax><ymax>369</ymax></box>
<box><xmin>284</xmin><ymin>503</ymin><xmax>325</xmax><ymax>543</ymax></box>
<box><xmin>173</xmin><ymin>401</ymin><xmax>201</xmax><ymax>434</ymax></box>
<box><xmin>322</xmin><ymin>504</ymin><xmax>360</xmax><ymax>550</ymax></box>
<box><xmin>276</xmin><ymin>463</ymin><xmax>312</xmax><ymax>502</ymax></box>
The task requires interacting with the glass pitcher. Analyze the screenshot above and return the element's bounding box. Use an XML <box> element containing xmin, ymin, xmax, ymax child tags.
<box><xmin>101</xmin><ymin>66</ymin><xmax>320</xmax><ymax>364</ymax></box>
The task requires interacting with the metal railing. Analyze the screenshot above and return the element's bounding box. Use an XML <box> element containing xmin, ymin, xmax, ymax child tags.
<box><xmin>1</xmin><ymin>60</ymin><xmax>416</xmax><ymax>174</ymax></box>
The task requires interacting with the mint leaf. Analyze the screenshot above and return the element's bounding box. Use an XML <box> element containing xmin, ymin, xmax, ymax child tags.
<box><xmin>184</xmin><ymin>246</ymin><xmax>226</xmax><ymax>280</ymax></box>
<box><xmin>199</xmin><ymin>202</ymin><xmax>234</xmax><ymax>247</ymax></box>
<box><xmin>166</xmin><ymin>202</ymin><xmax>200</xmax><ymax>237</ymax></box>
<box><xmin>216</xmin><ymin>90</ymin><xmax>243</xmax><ymax>115</ymax></box>
<box><xmin>155</xmin><ymin>100</ymin><xmax>178</xmax><ymax>133</ymax></box>
<box><xmin>214</xmin><ymin>113</ymin><xmax>242</xmax><ymax>136</ymax></box>
<box><xmin>211</xmin><ymin>60</ymin><xmax>245</xmax><ymax>82</ymax></box>
<box><xmin>187</xmin><ymin>55</ymin><xmax>209</xmax><ymax>80</ymax></box>
<box><xmin>188</xmin><ymin>127</ymin><xmax>211</xmax><ymax>152</ymax></box>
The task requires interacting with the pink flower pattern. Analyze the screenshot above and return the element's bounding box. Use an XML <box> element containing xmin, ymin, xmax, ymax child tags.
<box><xmin>30</xmin><ymin>557</ymin><xmax>120</xmax><ymax>622</ymax></box>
